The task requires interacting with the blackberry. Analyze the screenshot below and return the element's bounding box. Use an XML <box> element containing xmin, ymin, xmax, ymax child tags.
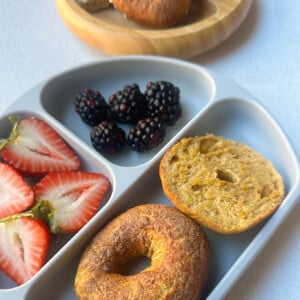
<box><xmin>90</xmin><ymin>121</ymin><xmax>126</xmax><ymax>155</ymax></box>
<box><xmin>145</xmin><ymin>81</ymin><xmax>182</xmax><ymax>126</ymax></box>
<box><xmin>127</xmin><ymin>117</ymin><xmax>166</xmax><ymax>152</ymax></box>
<box><xmin>74</xmin><ymin>88</ymin><xmax>112</xmax><ymax>126</ymax></box>
<box><xmin>108</xmin><ymin>83</ymin><xmax>147</xmax><ymax>123</ymax></box>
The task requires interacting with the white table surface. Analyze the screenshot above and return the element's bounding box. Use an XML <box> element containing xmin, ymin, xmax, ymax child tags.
<box><xmin>0</xmin><ymin>1</ymin><xmax>299</xmax><ymax>299</ymax></box>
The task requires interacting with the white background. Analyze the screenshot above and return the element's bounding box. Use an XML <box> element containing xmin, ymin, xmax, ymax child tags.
<box><xmin>0</xmin><ymin>1</ymin><xmax>299</xmax><ymax>299</ymax></box>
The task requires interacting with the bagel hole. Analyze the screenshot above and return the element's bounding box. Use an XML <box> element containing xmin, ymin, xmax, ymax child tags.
<box><xmin>121</xmin><ymin>255</ymin><xmax>151</xmax><ymax>276</ymax></box>
<box><xmin>216</xmin><ymin>169</ymin><xmax>237</xmax><ymax>183</ymax></box>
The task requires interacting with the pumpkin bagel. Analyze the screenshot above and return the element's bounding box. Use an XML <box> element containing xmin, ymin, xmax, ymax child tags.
<box><xmin>159</xmin><ymin>135</ymin><xmax>285</xmax><ymax>234</ymax></box>
<box><xmin>75</xmin><ymin>204</ymin><xmax>210</xmax><ymax>300</ymax></box>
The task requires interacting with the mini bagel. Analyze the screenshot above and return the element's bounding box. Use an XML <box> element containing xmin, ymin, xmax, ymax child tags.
<box><xmin>159</xmin><ymin>135</ymin><xmax>285</xmax><ymax>234</ymax></box>
<box><xmin>75</xmin><ymin>204</ymin><xmax>210</xmax><ymax>300</ymax></box>
<box><xmin>111</xmin><ymin>0</ymin><xmax>192</xmax><ymax>28</ymax></box>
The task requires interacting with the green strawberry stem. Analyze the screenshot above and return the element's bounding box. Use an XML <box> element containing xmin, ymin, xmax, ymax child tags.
<box><xmin>31</xmin><ymin>200</ymin><xmax>61</xmax><ymax>234</ymax></box>
<box><xmin>0</xmin><ymin>199</ymin><xmax>61</xmax><ymax>234</ymax></box>
<box><xmin>0</xmin><ymin>115</ymin><xmax>20</xmax><ymax>150</ymax></box>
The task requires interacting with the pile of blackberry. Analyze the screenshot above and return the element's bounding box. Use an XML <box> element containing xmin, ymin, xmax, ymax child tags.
<box><xmin>74</xmin><ymin>81</ymin><xmax>181</xmax><ymax>155</ymax></box>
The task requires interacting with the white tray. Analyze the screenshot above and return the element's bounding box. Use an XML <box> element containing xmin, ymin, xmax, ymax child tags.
<box><xmin>1</xmin><ymin>56</ymin><xmax>299</xmax><ymax>300</ymax></box>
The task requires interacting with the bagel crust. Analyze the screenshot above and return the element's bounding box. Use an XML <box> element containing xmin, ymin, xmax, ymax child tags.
<box><xmin>111</xmin><ymin>0</ymin><xmax>192</xmax><ymax>27</ymax></box>
<box><xmin>159</xmin><ymin>135</ymin><xmax>285</xmax><ymax>234</ymax></box>
<box><xmin>75</xmin><ymin>204</ymin><xmax>210</xmax><ymax>300</ymax></box>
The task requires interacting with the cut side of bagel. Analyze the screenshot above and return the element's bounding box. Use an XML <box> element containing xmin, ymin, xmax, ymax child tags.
<box><xmin>159</xmin><ymin>135</ymin><xmax>285</xmax><ymax>234</ymax></box>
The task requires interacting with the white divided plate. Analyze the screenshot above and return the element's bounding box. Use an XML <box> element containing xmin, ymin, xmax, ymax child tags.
<box><xmin>1</xmin><ymin>56</ymin><xmax>299</xmax><ymax>300</ymax></box>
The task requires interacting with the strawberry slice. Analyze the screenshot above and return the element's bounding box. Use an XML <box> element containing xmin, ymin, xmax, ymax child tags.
<box><xmin>0</xmin><ymin>162</ymin><xmax>34</xmax><ymax>219</ymax></box>
<box><xmin>0</xmin><ymin>115</ymin><xmax>80</xmax><ymax>176</ymax></box>
<box><xmin>33</xmin><ymin>171</ymin><xmax>110</xmax><ymax>233</ymax></box>
<box><xmin>0</xmin><ymin>216</ymin><xmax>50</xmax><ymax>285</ymax></box>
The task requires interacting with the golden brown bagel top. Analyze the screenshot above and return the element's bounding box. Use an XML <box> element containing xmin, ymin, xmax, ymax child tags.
<box><xmin>111</xmin><ymin>0</ymin><xmax>192</xmax><ymax>27</ymax></box>
<box><xmin>75</xmin><ymin>204</ymin><xmax>210</xmax><ymax>300</ymax></box>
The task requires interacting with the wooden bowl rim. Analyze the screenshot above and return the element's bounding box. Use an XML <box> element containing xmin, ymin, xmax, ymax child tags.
<box><xmin>60</xmin><ymin>0</ymin><xmax>252</xmax><ymax>38</ymax></box>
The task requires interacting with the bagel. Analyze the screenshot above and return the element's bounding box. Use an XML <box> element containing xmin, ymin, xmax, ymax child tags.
<box><xmin>76</xmin><ymin>0</ymin><xmax>110</xmax><ymax>12</ymax></box>
<box><xmin>159</xmin><ymin>135</ymin><xmax>285</xmax><ymax>234</ymax></box>
<box><xmin>75</xmin><ymin>204</ymin><xmax>210</xmax><ymax>300</ymax></box>
<box><xmin>111</xmin><ymin>0</ymin><xmax>192</xmax><ymax>28</ymax></box>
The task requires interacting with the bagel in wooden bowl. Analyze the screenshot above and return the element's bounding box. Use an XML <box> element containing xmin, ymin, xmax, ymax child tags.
<box><xmin>111</xmin><ymin>0</ymin><xmax>192</xmax><ymax>28</ymax></box>
<box><xmin>56</xmin><ymin>0</ymin><xmax>253</xmax><ymax>58</ymax></box>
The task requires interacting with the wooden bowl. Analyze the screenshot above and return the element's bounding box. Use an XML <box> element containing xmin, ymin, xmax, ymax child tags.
<box><xmin>55</xmin><ymin>0</ymin><xmax>252</xmax><ymax>59</ymax></box>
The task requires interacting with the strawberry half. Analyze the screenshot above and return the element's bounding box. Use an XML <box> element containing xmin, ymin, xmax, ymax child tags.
<box><xmin>33</xmin><ymin>171</ymin><xmax>110</xmax><ymax>233</ymax></box>
<box><xmin>0</xmin><ymin>216</ymin><xmax>50</xmax><ymax>285</ymax></box>
<box><xmin>0</xmin><ymin>162</ymin><xmax>34</xmax><ymax>219</ymax></box>
<box><xmin>0</xmin><ymin>115</ymin><xmax>80</xmax><ymax>176</ymax></box>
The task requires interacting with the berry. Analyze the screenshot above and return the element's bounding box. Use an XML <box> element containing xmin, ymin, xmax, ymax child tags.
<box><xmin>0</xmin><ymin>216</ymin><xmax>50</xmax><ymax>285</ymax></box>
<box><xmin>0</xmin><ymin>116</ymin><xmax>80</xmax><ymax>176</ymax></box>
<box><xmin>109</xmin><ymin>84</ymin><xmax>147</xmax><ymax>123</ymax></box>
<box><xmin>33</xmin><ymin>171</ymin><xmax>110</xmax><ymax>234</ymax></box>
<box><xmin>145</xmin><ymin>80</ymin><xmax>182</xmax><ymax>126</ymax></box>
<box><xmin>90</xmin><ymin>121</ymin><xmax>126</xmax><ymax>155</ymax></box>
<box><xmin>127</xmin><ymin>117</ymin><xmax>166</xmax><ymax>152</ymax></box>
<box><xmin>0</xmin><ymin>162</ymin><xmax>34</xmax><ymax>219</ymax></box>
<box><xmin>74</xmin><ymin>88</ymin><xmax>112</xmax><ymax>126</ymax></box>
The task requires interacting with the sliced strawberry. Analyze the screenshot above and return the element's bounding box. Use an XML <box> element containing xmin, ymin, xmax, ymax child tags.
<box><xmin>0</xmin><ymin>115</ymin><xmax>80</xmax><ymax>176</ymax></box>
<box><xmin>0</xmin><ymin>162</ymin><xmax>34</xmax><ymax>219</ymax></box>
<box><xmin>33</xmin><ymin>171</ymin><xmax>110</xmax><ymax>233</ymax></box>
<box><xmin>0</xmin><ymin>216</ymin><xmax>50</xmax><ymax>285</ymax></box>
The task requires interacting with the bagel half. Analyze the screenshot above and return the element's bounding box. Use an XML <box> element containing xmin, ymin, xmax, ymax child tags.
<box><xmin>159</xmin><ymin>135</ymin><xmax>285</xmax><ymax>234</ymax></box>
